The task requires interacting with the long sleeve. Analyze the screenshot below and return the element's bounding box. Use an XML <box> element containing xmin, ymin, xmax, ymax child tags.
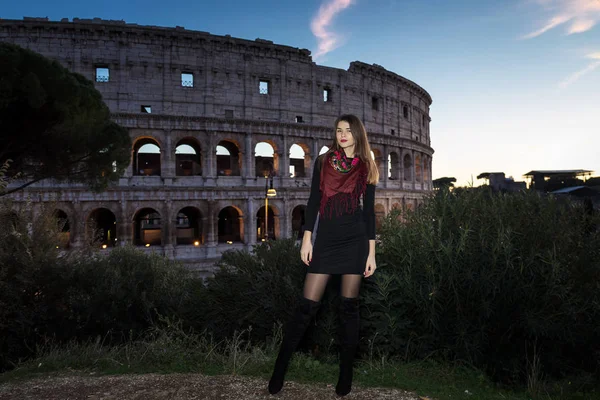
<box><xmin>303</xmin><ymin>157</ymin><xmax>322</xmax><ymax>232</ymax></box>
<box><xmin>363</xmin><ymin>183</ymin><xmax>376</xmax><ymax>239</ymax></box>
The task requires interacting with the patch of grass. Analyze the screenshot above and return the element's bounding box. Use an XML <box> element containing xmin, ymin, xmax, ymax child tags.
<box><xmin>1</xmin><ymin>327</ymin><xmax>598</xmax><ymax>400</ymax></box>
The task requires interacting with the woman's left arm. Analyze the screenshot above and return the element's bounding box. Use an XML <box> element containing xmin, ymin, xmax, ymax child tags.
<box><xmin>364</xmin><ymin>184</ymin><xmax>377</xmax><ymax>278</ymax></box>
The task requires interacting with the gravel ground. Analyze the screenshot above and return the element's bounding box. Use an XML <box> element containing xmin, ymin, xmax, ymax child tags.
<box><xmin>0</xmin><ymin>373</ymin><xmax>423</xmax><ymax>400</ymax></box>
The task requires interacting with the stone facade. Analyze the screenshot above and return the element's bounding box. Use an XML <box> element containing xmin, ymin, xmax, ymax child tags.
<box><xmin>1</xmin><ymin>17</ymin><xmax>434</xmax><ymax>277</ymax></box>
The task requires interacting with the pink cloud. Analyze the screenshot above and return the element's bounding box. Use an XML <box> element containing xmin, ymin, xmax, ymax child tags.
<box><xmin>310</xmin><ymin>0</ymin><xmax>354</xmax><ymax>60</ymax></box>
<box><xmin>524</xmin><ymin>0</ymin><xmax>600</xmax><ymax>38</ymax></box>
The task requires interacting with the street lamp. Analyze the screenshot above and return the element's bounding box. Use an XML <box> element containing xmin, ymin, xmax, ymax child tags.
<box><xmin>264</xmin><ymin>173</ymin><xmax>276</xmax><ymax>241</ymax></box>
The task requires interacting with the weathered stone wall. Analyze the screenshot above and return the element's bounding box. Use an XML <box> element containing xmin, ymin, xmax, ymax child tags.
<box><xmin>1</xmin><ymin>17</ymin><xmax>434</xmax><ymax>277</ymax></box>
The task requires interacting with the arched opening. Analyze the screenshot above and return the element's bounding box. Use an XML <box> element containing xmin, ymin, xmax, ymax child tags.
<box><xmin>217</xmin><ymin>141</ymin><xmax>241</xmax><ymax>176</ymax></box>
<box><xmin>133</xmin><ymin>139</ymin><xmax>161</xmax><ymax>176</ymax></box>
<box><xmin>176</xmin><ymin>139</ymin><xmax>202</xmax><ymax>176</ymax></box>
<box><xmin>134</xmin><ymin>208</ymin><xmax>162</xmax><ymax>246</ymax></box>
<box><xmin>289</xmin><ymin>144</ymin><xmax>307</xmax><ymax>178</ymax></box>
<box><xmin>87</xmin><ymin>208</ymin><xmax>117</xmax><ymax>247</ymax></box>
<box><xmin>319</xmin><ymin>146</ymin><xmax>329</xmax><ymax>155</ymax></box>
<box><xmin>291</xmin><ymin>205</ymin><xmax>306</xmax><ymax>239</ymax></box>
<box><xmin>403</xmin><ymin>154</ymin><xmax>412</xmax><ymax>181</ymax></box>
<box><xmin>54</xmin><ymin>209</ymin><xmax>70</xmax><ymax>248</ymax></box>
<box><xmin>176</xmin><ymin>207</ymin><xmax>203</xmax><ymax>245</ymax></box>
<box><xmin>256</xmin><ymin>205</ymin><xmax>276</xmax><ymax>241</ymax></box>
<box><xmin>389</xmin><ymin>152</ymin><xmax>400</xmax><ymax>180</ymax></box>
<box><xmin>375</xmin><ymin>204</ymin><xmax>386</xmax><ymax>231</ymax></box>
<box><xmin>415</xmin><ymin>153</ymin><xmax>422</xmax><ymax>182</ymax></box>
<box><xmin>218</xmin><ymin>206</ymin><xmax>242</xmax><ymax>243</ymax></box>
<box><xmin>255</xmin><ymin>142</ymin><xmax>275</xmax><ymax>177</ymax></box>
<box><xmin>423</xmin><ymin>157</ymin><xmax>430</xmax><ymax>182</ymax></box>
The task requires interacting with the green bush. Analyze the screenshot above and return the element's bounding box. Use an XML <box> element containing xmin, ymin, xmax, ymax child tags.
<box><xmin>0</xmin><ymin>202</ymin><xmax>192</xmax><ymax>371</ymax></box>
<box><xmin>196</xmin><ymin>240</ymin><xmax>322</xmax><ymax>344</ymax></box>
<box><xmin>366</xmin><ymin>188</ymin><xmax>600</xmax><ymax>382</ymax></box>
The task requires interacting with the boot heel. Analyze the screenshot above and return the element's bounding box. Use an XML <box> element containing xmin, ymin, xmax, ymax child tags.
<box><xmin>268</xmin><ymin>297</ymin><xmax>320</xmax><ymax>394</ymax></box>
<box><xmin>335</xmin><ymin>296</ymin><xmax>360</xmax><ymax>396</ymax></box>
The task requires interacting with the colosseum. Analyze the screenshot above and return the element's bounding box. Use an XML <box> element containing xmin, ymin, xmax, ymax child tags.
<box><xmin>0</xmin><ymin>17</ymin><xmax>434</xmax><ymax>276</ymax></box>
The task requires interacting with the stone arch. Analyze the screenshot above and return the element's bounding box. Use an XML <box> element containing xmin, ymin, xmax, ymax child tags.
<box><xmin>375</xmin><ymin>203</ymin><xmax>386</xmax><ymax>231</ymax></box>
<box><xmin>54</xmin><ymin>209</ymin><xmax>71</xmax><ymax>248</ymax></box>
<box><xmin>415</xmin><ymin>153</ymin><xmax>422</xmax><ymax>182</ymax></box>
<box><xmin>289</xmin><ymin>143</ymin><xmax>309</xmax><ymax>178</ymax></box>
<box><xmin>423</xmin><ymin>156</ymin><xmax>430</xmax><ymax>183</ymax></box>
<box><xmin>256</xmin><ymin>203</ymin><xmax>280</xmax><ymax>241</ymax></box>
<box><xmin>389</xmin><ymin>152</ymin><xmax>400</xmax><ymax>180</ymax></box>
<box><xmin>291</xmin><ymin>205</ymin><xmax>306</xmax><ymax>240</ymax></box>
<box><xmin>175</xmin><ymin>138</ymin><xmax>202</xmax><ymax>176</ymax></box>
<box><xmin>175</xmin><ymin>206</ymin><xmax>203</xmax><ymax>245</ymax></box>
<box><xmin>255</xmin><ymin>141</ymin><xmax>276</xmax><ymax>177</ymax></box>
<box><xmin>403</xmin><ymin>153</ymin><xmax>412</xmax><ymax>181</ymax></box>
<box><xmin>134</xmin><ymin>208</ymin><xmax>162</xmax><ymax>246</ymax></box>
<box><xmin>216</xmin><ymin>140</ymin><xmax>241</xmax><ymax>176</ymax></box>
<box><xmin>86</xmin><ymin>208</ymin><xmax>117</xmax><ymax>247</ymax></box>
<box><xmin>133</xmin><ymin>137</ymin><xmax>161</xmax><ymax>176</ymax></box>
<box><xmin>218</xmin><ymin>206</ymin><xmax>243</xmax><ymax>243</ymax></box>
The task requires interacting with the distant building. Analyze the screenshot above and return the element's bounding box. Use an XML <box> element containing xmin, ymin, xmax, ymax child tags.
<box><xmin>523</xmin><ymin>170</ymin><xmax>594</xmax><ymax>192</ymax></box>
<box><xmin>477</xmin><ymin>172</ymin><xmax>526</xmax><ymax>192</ymax></box>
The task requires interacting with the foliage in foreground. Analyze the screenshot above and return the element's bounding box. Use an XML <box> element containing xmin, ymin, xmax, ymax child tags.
<box><xmin>2</xmin><ymin>189</ymin><xmax>599</xmax><ymax>393</ymax></box>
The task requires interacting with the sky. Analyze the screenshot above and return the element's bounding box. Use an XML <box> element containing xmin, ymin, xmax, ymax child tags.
<box><xmin>2</xmin><ymin>0</ymin><xmax>599</xmax><ymax>186</ymax></box>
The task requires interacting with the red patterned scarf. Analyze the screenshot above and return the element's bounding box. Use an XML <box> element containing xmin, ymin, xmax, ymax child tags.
<box><xmin>319</xmin><ymin>151</ymin><xmax>368</xmax><ymax>219</ymax></box>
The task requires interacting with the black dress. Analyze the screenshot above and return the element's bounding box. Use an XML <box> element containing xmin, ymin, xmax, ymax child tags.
<box><xmin>303</xmin><ymin>156</ymin><xmax>376</xmax><ymax>275</ymax></box>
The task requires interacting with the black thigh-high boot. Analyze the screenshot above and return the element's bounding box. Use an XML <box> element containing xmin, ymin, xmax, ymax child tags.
<box><xmin>268</xmin><ymin>297</ymin><xmax>321</xmax><ymax>395</ymax></box>
<box><xmin>336</xmin><ymin>296</ymin><xmax>360</xmax><ymax>396</ymax></box>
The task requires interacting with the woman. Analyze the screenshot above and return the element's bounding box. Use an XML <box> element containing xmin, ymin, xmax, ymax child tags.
<box><xmin>268</xmin><ymin>114</ymin><xmax>379</xmax><ymax>396</ymax></box>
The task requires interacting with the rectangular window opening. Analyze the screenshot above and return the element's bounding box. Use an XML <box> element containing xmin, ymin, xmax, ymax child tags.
<box><xmin>295</xmin><ymin>116</ymin><xmax>304</xmax><ymax>123</ymax></box>
<box><xmin>391</xmin><ymin>129</ymin><xmax>395</xmax><ymax>135</ymax></box>
<box><xmin>141</xmin><ymin>105</ymin><xmax>152</xmax><ymax>113</ymax></box>
<box><xmin>324</xmin><ymin>88</ymin><xmax>332</xmax><ymax>102</ymax></box>
<box><xmin>225</xmin><ymin>109</ymin><xmax>234</xmax><ymax>119</ymax></box>
<box><xmin>181</xmin><ymin>72</ymin><xmax>194</xmax><ymax>87</ymax></box>
<box><xmin>259</xmin><ymin>80</ymin><xmax>269</xmax><ymax>95</ymax></box>
<box><xmin>96</xmin><ymin>67</ymin><xmax>109</xmax><ymax>83</ymax></box>
<box><xmin>372</xmin><ymin>97</ymin><xmax>379</xmax><ymax>111</ymax></box>
<box><xmin>403</xmin><ymin>106</ymin><xmax>409</xmax><ymax>119</ymax></box>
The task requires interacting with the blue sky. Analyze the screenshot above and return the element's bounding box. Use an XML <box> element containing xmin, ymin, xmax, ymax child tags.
<box><xmin>3</xmin><ymin>0</ymin><xmax>599</xmax><ymax>185</ymax></box>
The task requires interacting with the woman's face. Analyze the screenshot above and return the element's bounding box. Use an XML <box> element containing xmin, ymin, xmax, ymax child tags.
<box><xmin>336</xmin><ymin>120</ymin><xmax>355</xmax><ymax>152</ymax></box>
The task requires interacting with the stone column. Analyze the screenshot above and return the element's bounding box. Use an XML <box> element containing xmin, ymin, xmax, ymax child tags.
<box><xmin>246</xmin><ymin>197</ymin><xmax>257</xmax><ymax>246</ymax></box>
<box><xmin>281</xmin><ymin>134</ymin><xmax>290</xmax><ymax>182</ymax></box>
<box><xmin>117</xmin><ymin>201</ymin><xmax>130</xmax><ymax>247</ymax></box>
<box><xmin>162</xmin><ymin>130</ymin><xmax>175</xmax><ymax>179</ymax></box>
<box><xmin>411</xmin><ymin>149</ymin><xmax>416</xmax><ymax>190</ymax></box>
<box><xmin>282</xmin><ymin>196</ymin><xmax>291</xmax><ymax>239</ymax></box>
<box><xmin>205</xmin><ymin>200</ymin><xmax>218</xmax><ymax>258</ymax></box>
<box><xmin>70</xmin><ymin>201</ymin><xmax>84</xmax><ymax>249</ymax></box>
<box><xmin>204</xmin><ymin>133</ymin><xmax>217</xmax><ymax>185</ymax></box>
<box><xmin>207</xmin><ymin>201</ymin><xmax>217</xmax><ymax>245</ymax></box>
<box><xmin>382</xmin><ymin>145</ymin><xmax>389</xmax><ymax>188</ymax></box>
<box><xmin>162</xmin><ymin>201</ymin><xmax>174</xmax><ymax>258</ymax></box>
<box><xmin>420</xmin><ymin>153</ymin><xmax>425</xmax><ymax>187</ymax></box>
<box><xmin>245</xmin><ymin>133</ymin><xmax>255</xmax><ymax>180</ymax></box>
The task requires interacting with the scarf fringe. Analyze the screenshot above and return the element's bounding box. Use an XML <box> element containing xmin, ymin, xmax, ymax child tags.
<box><xmin>319</xmin><ymin>172</ymin><xmax>367</xmax><ymax>219</ymax></box>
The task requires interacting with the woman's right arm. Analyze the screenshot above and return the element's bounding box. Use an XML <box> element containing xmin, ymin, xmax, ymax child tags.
<box><xmin>303</xmin><ymin>157</ymin><xmax>321</xmax><ymax>235</ymax></box>
<box><xmin>301</xmin><ymin>157</ymin><xmax>321</xmax><ymax>265</ymax></box>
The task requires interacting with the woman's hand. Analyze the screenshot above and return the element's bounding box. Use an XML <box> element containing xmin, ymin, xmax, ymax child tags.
<box><xmin>364</xmin><ymin>255</ymin><xmax>377</xmax><ymax>278</ymax></box>
<box><xmin>300</xmin><ymin>239</ymin><xmax>313</xmax><ymax>266</ymax></box>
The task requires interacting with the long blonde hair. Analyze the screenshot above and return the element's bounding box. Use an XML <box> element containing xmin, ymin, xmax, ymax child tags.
<box><xmin>325</xmin><ymin>114</ymin><xmax>379</xmax><ymax>184</ymax></box>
